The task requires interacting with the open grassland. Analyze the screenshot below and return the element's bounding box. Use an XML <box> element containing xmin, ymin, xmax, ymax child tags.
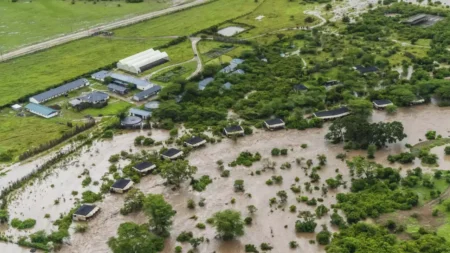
<box><xmin>0</xmin><ymin>0</ymin><xmax>261</xmax><ymax>108</ymax></box>
<box><xmin>236</xmin><ymin>0</ymin><xmax>318</xmax><ymax>38</ymax></box>
<box><xmin>0</xmin><ymin>0</ymin><xmax>174</xmax><ymax>51</ymax></box>
<box><xmin>0</xmin><ymin>109</ymin><xmax>74</xmax><ymax>155</ymax></box>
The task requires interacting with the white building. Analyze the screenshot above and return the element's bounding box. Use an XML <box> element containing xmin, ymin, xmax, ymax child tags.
<box><xmin>117</xmin><ymin>49</ymin><xmax>169</xmax><ymax>74</ymax></box>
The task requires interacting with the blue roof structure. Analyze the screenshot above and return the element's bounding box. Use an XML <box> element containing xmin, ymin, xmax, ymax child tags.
<box><xmin>30</xmin><ymin>78</ymin><xmax>88</xmax><ymax>103</ymax></box>
<box><xmin>198</xmin><ymin>77</ymin><xmax>214</xmax><ymax>91</ymax></box>
<box><xmin>232</xmin><ymin>69</ymin><xmax>245</xmax><ymax>75</ymax></box>
<box><xmin>133</xmin><ymin>85</ymin><xmax>162</xmax><ymax>101</ymax></box>
<box><xmin>130</xmin><ymin>108</ymin><xmax>151</xmax><ymax>118</ymax></box>
<box><xmin>110</xmin><ymin>73</ymin><xmax>152</xmax><ymax>90</ymax></box>
<box><xmin>108</xmin><ymin>83</ymin><xmax>128</xmax><ymax>93</ymax></box>
<box><xmin>220</xmin><ymin>58</ymin><xmax>244</xmax><ymax>73</ymax></box>
<box><xmin>144</xmin><ymin>101</ymin><xmax>160</xmax><ymax>110</ymax></box>
<box><xmin>91</xmin><ymin>70</ymin><xmax>111</xmax><ymax>81</ymax></box>
<box><xmin>25</xmin><ymin>103</ymin><xmax>58</xmax><ymax>116</ymax></box>
<box><xmin>223</xmin><ymin>82</ymin><xmax>232</xmax><ymax>90</ymax></box>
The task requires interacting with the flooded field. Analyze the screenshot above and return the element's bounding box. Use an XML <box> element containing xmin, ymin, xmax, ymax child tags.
<box><xmin>3</xmin><ymin>105</ymin><xmax>450</xmax><ymax>252</ymax></box>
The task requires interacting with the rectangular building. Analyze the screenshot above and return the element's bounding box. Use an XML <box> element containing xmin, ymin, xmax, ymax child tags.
<box><xmin>110</xmin><ymin>73</ymin><xmax>153</xmax><ymax>91</ymax></box>
<box><xmin>133</xmin><ymin>85</ymin><xmax>162</xmax><ymax>101</ymax></box>
<box><xmin>30</xmin><ymin>78</ymin><xmax>89</xmax><ymax>104</ymax></box>
<box><xmin>25</xmin><ymin>103</ymin><xmax>59</xmax><ymax>118</ymax></box>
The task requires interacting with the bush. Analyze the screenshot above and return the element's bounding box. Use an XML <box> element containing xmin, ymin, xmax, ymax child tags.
<box><xmin>175</xmin><ymin>246</ymin><xmax>182</xmax><ymax>253</ymax></box>
<box><xmin>271</xmin><ymin>148</ymin><xmax>280</xmax><ymax>156</ymax></box>
<box><xmin>191</xmin><ymin>175</ymin><xmax>212</xmax><ymax>192</ymax></box>
<box><xmin>289</xmin><ymin>241</ymin><xmax>299</xmax><ymax>248</ymax></box>
<box><xmin>244</xmin><ymin>217</ymin><xmax>253</xmax><ymax>225</ymax></box>
<box><xmin>445</xmin><ymin>146</ymin><xmax>450</xmax><ymax>155</ymax></box>
<box><xmin>81</xmin><ymin>190</ymin><xmax>102</xmax><ymax>203</ymax></box>
<box><xmin>75</xmin><ymin>224</ymin><xmax>88</xmax><ymax>233</ymax></box>
<box><xmin>102</xmin><ymin>130</ymin><xmax>114</xmax><ymax>139</ymax></box>
<box><xmin>280</xmin><ymin>149</ymin><xmax>288</xmax><ymax>155</ymax></box>
<box><xmin>81</xmin><ymin>176</ymin><xmax>92</xmax><ymax>187</ymax></box>
<box><xmin>260</xmin><ymin>243</ymin><xmax>273</xmax><ymax>251</ymax></box>
<box><xmin>177</xmin><ymin>231</ymin><xmax>194</xmax><ymax>242</ymax></box>
<box><xmin>187</xmin><ymin>199</ymin><xmax>196</xmax><ymax>209</ymax></box>
<box><xmin>387</xmin><ymin>152</ymin><xmax>415</xmax><ymax>164</ymax></box>
<box><xmin>196</xmin><ymin>223</ymin><xmax>206</xmax><ymax>229</ymax></box>
<box><xmin>221</xmin><ymin>170</ymin><xmax>230</xmax><ymax>177</ymax></box>
<box><xmin>245</xmin><ymin>244</ymin><xmax>259</xmax><ymax>252</ymax></box>
<box><xmin>425</xmin><ymin>131</ymin><xmax>436</xmax><ymax>140</ymax></box>
<box><xmin>234</xmin><ymin>180</ymin><xmax>245</xmax><ymax>192</ymax></box>
<box><xmin>11</xmin><ymin>218</ymin><xmax>36</xmax><ymax>229</ymax></box>
<box><xmin>386</xmin><ymin>105</ymin><xmax>398</xmax><ymax>114</ymax></box>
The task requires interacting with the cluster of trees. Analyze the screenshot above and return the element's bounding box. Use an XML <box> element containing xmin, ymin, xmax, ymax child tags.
<box><xmin>326</xmin><ymin>222</ymin><xmax>450</xmax><ymax>253</ymax></box>
<box><xmin>326</xmin><ymin>115</ymin><xmax>406</xmax><ymax>149</ymax></box>
<box><xmin>335</xmin><ymin>157</ymin><xmax>419</xmax><ymax>223</ymax></box>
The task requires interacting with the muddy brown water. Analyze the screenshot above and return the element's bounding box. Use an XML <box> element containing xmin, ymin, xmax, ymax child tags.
<box><xmin>3</xmin><ymin>104</ymin><xmax>450</xmax><ymax>252</ymax></box>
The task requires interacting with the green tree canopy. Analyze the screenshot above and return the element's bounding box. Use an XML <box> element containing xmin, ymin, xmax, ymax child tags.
<box><xmin>108</xmin><ymin>222</ymin><xmax>164</xmax><ymax>253</ymax></box>
<box><xmin>143</xmin><ymin>194</ymin><xmax>176</xmax><ymax>237</ymax></box>
<box><xmin>212</xmin><ymin>209</ymin><xmax>245</xmax><ymax>240</ymax></box>
<box><xmin>160</xmin><ymin>160</ymin><xmax>198</xmax><ymax>188</ymax></box>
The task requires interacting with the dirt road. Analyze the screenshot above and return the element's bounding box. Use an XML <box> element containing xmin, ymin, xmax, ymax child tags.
<box><xmin>0</xmin><ymin>0</ymin><xmax>207</xmax><ymax>62</ymax></box>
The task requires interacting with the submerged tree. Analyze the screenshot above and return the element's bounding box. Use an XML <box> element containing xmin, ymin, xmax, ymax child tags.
<box><xmin>212</xmin><ymin>209</ymin><xmax>245</xmax><ymax>240</ymax></box>
<box><xmin>160</xmin><ymin>160</ymin><xmax>197</xmax><ymax>188</ymax></box>
<box><xmin>108</xmin><ymin>222</ymin><xmax>164</xmax><ymax>253</ymax></box>
<box><xmin>143</xmin><ymin>194</ymin><xmax>176</xmax><ymax>237</ymax></box>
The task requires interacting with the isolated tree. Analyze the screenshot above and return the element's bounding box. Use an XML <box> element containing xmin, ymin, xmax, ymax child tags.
<box><xmin>317</xmin><ymin>154</ymin><xmax>327</xmax><ymax>166</ymax></box>
<box><xmin>212</xmin><ymin>209</ymin><xmax>245</xmax><ymax>240</ymax></box>
<box><xmin>160</xmin><ymin>160</ymin><xmax>197</xmax><ymax>188</ymax></box>
<box><xmin>295</xmin><ymin>211</ymin><xmax>317</xmax><ymax>233</ymax></box>
<box><xmin>247</xmin><ymin>205</ymin><xmax>258</xmax><ymax>215</ymax></box>
<box><xmin>108</xmin><ymin>222</ymin><xmax>164</xmax><ymax>253</ymax></box>
<box><xmin>120</xmin><ymin>189</ymin><xmax>145</xmax><ymax>215</ymax></box>
<box><xmin>316</xmin><ymin>225</ymin><xmax>332</xmax><ymax>245</ymax></box>
<box><xmin>0</xmin><ymin>209</ymin><xmax>9</xmax><ymax>223</ymax></box>
<box><xmin>143</xmin><ymin>194</ymin><xmax>176</xmax><ymax>237</ymax></box>
<box><xmin>234</xmin><ymin>180</ymin><xmax>245</xmax><ymax>192</ymax></box>
<box><xmin>348</xmin><ymin>99</ymin><xmax>373</xmax><ymax>119</ymax></box>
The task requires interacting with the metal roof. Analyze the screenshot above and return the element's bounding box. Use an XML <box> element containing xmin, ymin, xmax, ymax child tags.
<box><xmin>25</xmin><ymin>103</ymin><xmax>58</xmax><ymax>116</ymax></box>
<box><xmin>134</xmin><ymin>85</ymin><xmax>162</xmax><ymax>100</ymax></box>
<box><xmin>224</xmin><ymin>125</ymin><xmax>243</xmax><ymax>133</ymax></box>
<box><xmin>265</xmin><ymin>118</ymin><xmax>285</xmax><ymax>126</ymax></box>
<box><xmin>220</xmin><ymin>58</ymin><xmax>244</xmax><ymax>73</ymax></box>
<box><xmin>314</xmin><ymin>107</ymin><xmax>349</xmax><ymax>117</ymax></box>
<box><xmin>111</xmin><ymin>179</ymin><xmax>132</xmax><ymax>189</ymax></box>
<box><xmin>110</xmin><ymin>73</ymin><xmax>152</xmax><ymax>89</ymax></box>
<box><xmin>293</xmin><ymin>84</ymin><xmax>308</xmax><ymax>91</ymax></box>
<box><xmin>108</xmin><ymin>83</ymin><xmax>128</xmax><ymax>92</ymax></box>
<box><xmin>130</xmin><ymin>108</ymin><xmax>151</xmax><ymax>117</ymax></box>
<box><xmin>223</xmin><ymin>82</ymin><xmax>232</xmax><ymax>90</ymax></box>
<box><xmin>30</xmin><ymin>78</ymin><xmax>88</xmax><ymax>103</ymax></box>
<box><xmin>78</xmin><ymin>91</ymin><xmax>109</xmax><ymax>103</ymax></box>
<box><xmin>185</xmin><ymin>136</ymin><xmax>205</xmax><ymax>145</ymax></box>
<box><xmin>373</xmin><ymin>99</ymin><xmax>393</xmax><ymax>106</ymax></box>
<box><xmin>198</xmin><ymin>77</ymin><xmax>214</xmax><ymax>90</ymax></box>
<box><xmin>144</xmin><ymin>101</ymin><xmax>160</xmax><ymax>110</ymax></box>
<box><xmin>134</xmin><ymin>161</ymin><xmax>155</xmax><ymax>171</ymax></box>
<box><xmin>163</xmin><ymin>148</ymin><xmax>182</xmax><ymax>157</ymax></box>
<box><xmin>74</xmin><ymin>205</ymin><xmax>97</xmax><ymax>216</ymax></box>
<box><xmin>91</xmin><ymin>70</ymin><xmax>111</xmax><ymax>80</ymax></box>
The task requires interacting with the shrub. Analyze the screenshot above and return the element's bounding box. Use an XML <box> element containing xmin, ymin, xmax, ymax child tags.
<box><xmin>289</xmin><ymin>241</ymin><xmax>299</xmax><ymax>249</ymax></box>
<box><xmin>81</xmin><ymin>191</ymin><xmax>102</xmax><ymax>203</ymax></box>
<box><xmin>11</xmin><ymin>218</ymin><xmax>36</xmax><ymax>229</ymax></box>
<box><xmin>187</xmin><ymin>199</ymin><xmax>196</xmax><ymax>209</ymax></box>
<box><xmin>260</xmin><ymin>243</ymin><xmax>273</xmax><ymax>251</ymax></box>
<box><xmin>81</xmin><ymin>176</ymin><xmax>92</xmax><ymax>187</ymax></box>
<box><xmin>102</xmin><ymin>130</ymin><xmax>114</xmax><ymax>139</ymax></box>
<box><xmin>177</xmin><ymin>231</ymin><xmax>194</xmax><ymax>242</ymax></box>
<box><xmin>196</xmin><ymin>223</ymin><xmax>206</xmax><ymax>229</ymax></box>
<box><xmin>386</xmin><ymin>105</ymin><xmax>398</xmax><ymax>114</ymax></box>
<box><xmin>75</xmin><ymin>224</ymin><xmax>88</xmax><ymax>233</ymax></box>
<box><xmin>175</xmin><ymin>246</ymin><xmax>182</xmax><ymax>253</ymax></box>
<box><xmin>280</xmin><ymin>149</ymin><xmax>288</xmax><ymax>155</ymax></box>
<box><xmin>425</xmin><ymin>131</ymin><xmax>436</xmax><ymax>140</ymax></box>
<box><xmin>221</xmin><ymin>170</ymin><xmax>230</xmax><ymax>177</ymax></box>
<box><xmin>445</xmin><ymin>146</ymin><xmax>450</xmax><ymax>155</ymax></box>
<box><xmin>245</xmin><ymin>244</ymin><xmax>259</xmax><ymax>252</ymax></box>
<box><xmin>191</xmin><ymin>175</ymin><xmax>212</xmax><ymax>192</ymax></box>
<box><xmin>271</xmin><ymin>148</ymin><xmax>280</xmax><ymax>156</ymax></box>
<box><xmin>244</xmin><ymin>217</ymin><xmax>253</xmax><ymax>225</ymax></box>
<box><xmin>290</xmin><ymin>205</ymin><xmax>297</xmax><ymax>212</ymax></box>
<box><xmin>301</xmin><ymin>144</ymin><xmax>308</xmax><ymax>149</ymax></box>
<box><xmin>234</xmin><ymin>180</ymin><xmax>245</xmax><ymax>192</ymax></box>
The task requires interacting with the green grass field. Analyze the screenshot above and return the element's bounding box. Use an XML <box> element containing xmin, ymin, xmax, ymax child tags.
<box><xmin>236</xmin><ymin>0</ymin><xmax>318</xmax><ymax>38</ymax></box>
<box><xmin>0</xmin><ymin>0</ymin><xmax>174</xmax><ymax>52</ymax></box>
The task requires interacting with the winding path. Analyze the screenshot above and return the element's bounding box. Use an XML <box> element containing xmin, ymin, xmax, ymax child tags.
<box><xmin>0</xmin><ymin>0</ymin><xmax>206</xmax><ymax>62</ymax></box>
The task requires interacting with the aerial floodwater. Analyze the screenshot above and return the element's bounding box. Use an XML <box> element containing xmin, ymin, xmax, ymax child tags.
<box><xmin>2</xmin><ymin>0</ymin><xmax>450</xmax><ymax>252</ymax></box>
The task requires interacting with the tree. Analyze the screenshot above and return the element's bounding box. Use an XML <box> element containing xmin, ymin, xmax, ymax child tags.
<box><xmin>143</xmin><ymin>194</ymin><xmax>176</xmax><ymax>237</ymax></box>
<box><xmin>367</xmin><ymin>144</ymin><xmax>376</xmax><ymax>159</ymax></box>
<box><xmin>108</xmin><ymin>222</ymin><xmax>164</xmax><ymax>253</ymax></box>
<box><xmin>120</xmin><ymin>189</ymin><xmax>145</xmax><ymax>215</ymax></box>
<box><xmin>316</xmin><ymin>225</ymin><xmax>331</xmax><ymax>245</ymax></box>
<box><xmin>212</xmin><ymin>209</ymin><xmax>245</xmax><ymax>240</ymax></box>
<box><xmin>317</xmin><ymin>154</ymin><xmax>327</xmax><ymax>166</ymax></box>
<box><xmin>247</xmin><ymin>205</ymin><xmax>258</xmax><ymax>215</ymax></box>
<box><xmin>348</xmin><ymin>99</ymin><xmax>373</xmax><ymax>119</ymax></box>
<box><xmin>234</xmin><ymin>180</ymin><xmax>245</xmax><ymax>192</ymax></box>
<box><xmin>0</xmin><ymin>209</ymin><xmax>9</xmax><ymax>223</ymax></box>
<box><xmin>295</xmin><ymin>211</ymin><xmax>317</xmax><ymax>233</ymax></box>
<box><xmin>160</xmin><ymin>160</ymin><xmax>197</xmax><ymax>188</ymax></box>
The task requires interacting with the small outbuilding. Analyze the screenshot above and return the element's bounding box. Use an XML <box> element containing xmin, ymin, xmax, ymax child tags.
<box><xmin>373</xmin><ymin>99</ymin><xmax>393</xmax><ymax>109</ymax></box>
<box><xmin>323</xmin><ymin>80</ymin><xmax>340</xmax><ymax>88</ymax></box>
<box><xmin>222</xmin><ymin>82</ymin><xmax>232</xmax><ymax>90</ymax></box>
<box><xmin>314</xmin><ymin>107</ymin><xmax>350</xmax><ymax>120</ymax></box>
<box><xmin>110</xmin><ymin>179</ymin><xmax>134</xmax><ymax>193</ymax></box>
<box><xmin>25</xmin><ymin>103</ymin><xmax>59</xmax><ymax>118</ymax></box>
<box><xmin>133</xmin><ymin>161</ymin><xmax>156</xmax><ymax>174</ymax></box>
<box><xmin>184</xmin><ymin>136</ymin><xmax>207</xmax><ymax>148</ymax></box>
<box><xmin>198</xmin><ymin>77</ymin><xmax>215</xmax><ymax>91</ymax></box>
<box><xmin>293</xmin><ymin>84</ymin><xmax>308</xmax><ymax>92</ymax></box>
<box><xmin>354</xmin><ymin>65</ymin><xmax>379</xmax><ymax>75</ymax></box>
<box><xmin>133</xmin><ymin>85</ymin><xmax>162</xmax><ymax>101</ymax></box>
<box><xmin>121</xmin><ymin>116</ymin><xmax>142</xmax><ymax>127</ymax></box>
<box><xmin>73</xmin><ymin>204</ymin><xmax>100</xmax><ymax>221</ymax></box>
<box><xmin>264</xmin><ymin>118</ymin><xmax>285</xmax><ymax>130</ymax></box>
<box><xmin>223</xmin><ymin>125</ymin><xmax>244</xmax><ymax>137</ymax></box>
<box><xmin>108</xmin><ymin>83</ymin><xmax>129</xmax><ymax>95</ymax></box>
<box><xmin>11</xmin><ymin>104</ymin><xmax>22</xmax><ymax>111</ymax></box>
<box><xmin>161</xmin><ymin>148</ymin><xmax>184</xmax><ymax>160</ymax></box>
<box><xmin>411</xmin><ymin>97</ymin><xmax>425</xmax><ymax>105</ymax></box>
<box><xmin>129</xmin><ymin>108</ymin><xmax>151</xmax><ymax>119</ymax></box>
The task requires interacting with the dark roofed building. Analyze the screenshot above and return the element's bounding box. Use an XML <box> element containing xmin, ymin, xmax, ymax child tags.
<box><xmin>354</xmin><ymin>65</ymin><xmax>379</xmax><ymax>74</ymax></box>
<box><xmin>133</xmin><ymin>161</ymin><xmax>156</xmax><ymax>174</ymax></box>
<box><xmin>373</xmin><ymin>99</ymin><xmax>393</xmax><ymax>109</ymax></box>
<box><xmin>231</xmin><ymin>69</ymin><xmax>245</xmax><ymax>75</ymax></box>
<box><xmin>73</xmin><ymin>204</ymin><xmax>100</xmax><ymax>221</ymax></box>
<box><xmin>185</xmin><ymin>136</ymin><xmax>207</xmax><ymax>148</ymax></box>
<box><xmin>223</xmin><ymin>125</ymin><xmax>244</xmax><ymax>137</ymax></box>
<box><xmin>129</xmin><ymin>108</ymin><xmax>151</xmax><ymax>119</ymax></box>
<box><xmin>30</xmin><ymin>78</ymin><xmax>89</xmax><ymax>104</ymax></box>
<box><xmin>293</xmin><ymin>84</ymin><xmax>308</xmax><ymax>91</ymax></box>
<box><xmin>110</xmin><ymin>179</ymin><xmax>134</xmax><ymax>193</ymax></box>
<box><xmin>314</xmin><ymin>107</ymin><xmax>350</xmax><ymax>120</ymax></box>
<box><xmin>108</xmin><ymin>83</ymin><xmax>129</xmax><ymax>95</ymax></box>
<box><xmin>264</xmin><ymin>118</ymin><xmax>285</xmax><ymax>130</ymax></box>
<box><xmin>162</xmin><ymin>148</ymin><xmax>184</xmax><ymax>160</ymax></box>
<box><xmin>133</xmin><ymin>85</ymin><xmax>162</xmax><ymax>101</ymax></box>
<box><xmin>404</xmin><ymin>14</ymin><xmax>429</xmax><ymax>25</ymax></box>
<box><xmin>69</xmin><ymin>91</ymin><xmax>109</xmax><ymax>108</ymax></box>
<box><xmin>110</xmin><ymin>73</ymin><xmax>152</xmax><ymax>91</ymax></box>
<box><xmin>220</xmin><ymin>58</ymin><xmax>244</xmax><ymax>73</ymax></box>
<box><xmin>121</xmin><ymin>116</ymin><xmax>142</xmax><ymax>127</ymax></box>
<box><xmin>323</xmin><ymin>80</ymin><xmax>340</xmax><ymax>88</ymax></box>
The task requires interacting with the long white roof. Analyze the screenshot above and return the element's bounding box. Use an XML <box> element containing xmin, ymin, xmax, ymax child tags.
<box><xmin>118</xmin><ymin>48</ymin><xmax>169</xmax><ymax>73</ymax></box>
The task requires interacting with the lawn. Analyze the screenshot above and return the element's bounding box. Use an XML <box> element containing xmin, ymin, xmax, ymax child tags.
<box><xmin>0</xmin><ymin>0</ymin><xmax>174</xmax><ymax>52</ymax></box>
<box><xmin>236</xmin><ymin>0</ymin><xmax>318</xmax><ymax>38</ymax></box>
<box><xmin>0</xmin><ymin>0</ymin><xmax>261</xmax><ymax>108</ymax></box>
